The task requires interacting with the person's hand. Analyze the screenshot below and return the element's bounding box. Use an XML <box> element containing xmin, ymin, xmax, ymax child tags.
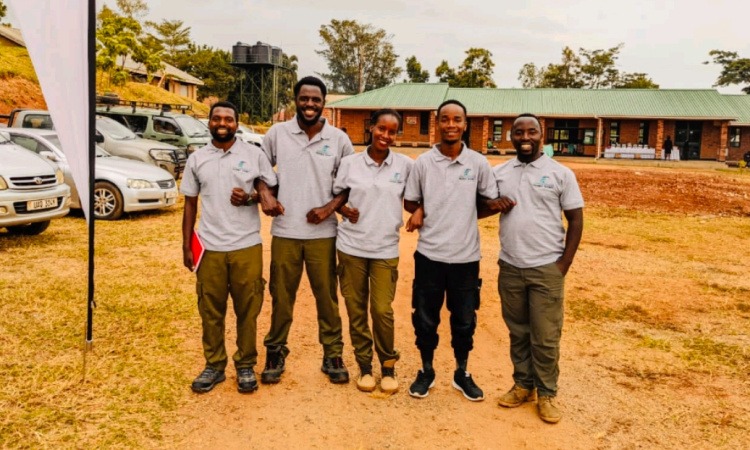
<box><xmin>307</xmin><ymin>206</ymin><xmax>333</xmax><ymax>224</ymax></box>
<box><xmin>406</xmin><ymin>206</ymin><xmax>424</xmax><ymax>232</ymax></box>
<box><xmin>183</xmin><ymin>247</ymin><xmax>194</xmax><ymax>271</ymax></box>
<box><xmin>492</xmin><ymin>196</ymin><xmax>516</xmax><ymax>214</ymax></box>
<box><xmin>230</xmin><ymin>187</ymin><xmax>249</xmax><ymax>207</ymax></box>
<box><xmin>555</xmin><ymin>258</ymin><xmax>571</xmax><ymax>276</ymax></box>
<box><xmin>259</xmin><ymin>190</ymin><xmax>285</xmax><ymax>216</ymax></box>
<box><xmin>339</xmin><ymin>205</ymin><xmax>360</xmax><ymax>224</ymax></box>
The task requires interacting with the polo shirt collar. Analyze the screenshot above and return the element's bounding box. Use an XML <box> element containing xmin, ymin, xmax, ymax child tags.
<box><xmin>512</xmin><ymin>152</ymin><xmax>549</xmax><ymax>168</ymax></box>
<box><xmin>364</xmin><ymin>147</ymin><xmax>393</xmax><ymax>166</ymax></box>
<box><xmin>430</xmin><ymin>143</ymin><xmax>470</xmax><ymax>164</ymax></box>
<box><xmin>207</xmin><ymin>138</ymin><xmax>240</xmax><ymax>154</ymax></box>
<box><xmin>290</xmin><ymin>115</ymin><xmax>333</xmax><ymax>140</ymax></box>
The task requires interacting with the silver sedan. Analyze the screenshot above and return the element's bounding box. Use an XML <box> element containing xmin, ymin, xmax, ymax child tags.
<box><xmin>5</xmin><ymin>128</ymin><xmax>178</xmax><ymax>220</ymax></box>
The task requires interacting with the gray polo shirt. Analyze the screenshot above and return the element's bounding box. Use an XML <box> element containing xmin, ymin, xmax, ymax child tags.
<box><xmin>180</xmin><ymin>139</ymin><xmax>278</xmax><ymax>252</ymax></box>
<box><xmin>493</xmin><ymin>154</ymin><xmax>584</xmax><ymax>268</ymax></box>
<box><xmin>262</xmin><ymin>118</ymin><xmax>355</xmax><ymax>239</ymax></box>
<box><xmin>333</xmin><ymin>149</ymin><xmax>414</xmax><ymax>259</ymax></box>
<box><xmin>404</xmin><ymin>145</ymin><xmax>498</xmax><ymax>264</ymax></box>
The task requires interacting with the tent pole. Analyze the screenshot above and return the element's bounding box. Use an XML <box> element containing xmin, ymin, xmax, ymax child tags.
<box><xmin>83</xmin><ymin>0</ymin><xmax>96</xmax><ymax>381</ymax></box>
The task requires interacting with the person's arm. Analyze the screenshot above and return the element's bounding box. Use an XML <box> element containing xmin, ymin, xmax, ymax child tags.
<box><xmin>405</xmin><ymin>203</ymin><xmax>424</xmax><ymax>232</ymax></box>
<box><xmin>254</xmin><ymin>179</ymin><xmax>284</xmax><ymax>216</ymax></box>
<box><xmin>477</xmin><ymin>195</ymin><xmax>516</xmax><ymax>219</ymax></box>
<box><xmin>556</xmin><ymin>207</ymin><xmax>583</xmax><ymax>276</ymax></box>
<box><xmin>182</xmin><ymin>196</ymin><xmax>198</xmax><ymax>271</ymax></box>
<box><xmin>307</xmin><ymin>190</ymin><xmax>349</xmax><ymax>224</ymax></box>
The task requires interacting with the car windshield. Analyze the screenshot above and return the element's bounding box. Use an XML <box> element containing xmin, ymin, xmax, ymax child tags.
<box><xmin>174</xmin><ymin>115</ymin><xmax>209</xmax><ymax>138</ymax></box>
<box><xmin>97</xmin><ymin>116</ymin><xmax>137</xmax><ymax>140</ymax></box>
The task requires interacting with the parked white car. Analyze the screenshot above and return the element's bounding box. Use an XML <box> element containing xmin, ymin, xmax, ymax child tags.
<box><xmin>0</xmin><ymin>131</ymin><xmax>71</xmax><ymax>234</ymax></box>
<box><xmin>5</xmin><ymin>129</ymin><xmax>178</xmax><ymax>220</ymax></box>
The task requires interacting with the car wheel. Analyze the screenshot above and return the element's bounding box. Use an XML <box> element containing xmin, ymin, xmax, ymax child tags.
<box><xmin>94</xmin><ymin>181</ymin><xmax>124</xmax><ymax>220</ymax></box>
<box><xmin>7</xmin><ymin>220</ymin><xmax>51</xmax><ymax>235</ymax></box>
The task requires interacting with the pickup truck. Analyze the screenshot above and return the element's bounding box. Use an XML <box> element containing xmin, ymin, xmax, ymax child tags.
<box><xmin>1</xmin><ymin>109</ymin><xmax>186</xmax><ymax>179</ymax></box>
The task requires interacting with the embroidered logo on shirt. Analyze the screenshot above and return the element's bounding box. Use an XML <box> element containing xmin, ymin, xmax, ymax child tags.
<box><xmin>458</xmin><ymin>168</ymin><xmax>476</xmax><ymax>180</ymax></box>
<box><xmin>316</xmin><ymin>144</ymin><xmax>332</xmax><ymax>156</ymax></box>
<box><xmin>533</xmin><ymin>175</ymin><xmax>554</xmax><ymax>189</ymax></box>
<box><xmin>389</xmin><ymin>172</ymin><xmax>403</xmax><ymax>183</ymax></box>
<box><xmin>233</xmin><ymin>161</ymin><xmax>251</xmax><ymax>173</ymax></box>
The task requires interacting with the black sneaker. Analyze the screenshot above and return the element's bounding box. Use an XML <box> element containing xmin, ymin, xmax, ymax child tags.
<box><xmin>321</xmin><ymin>357</ymin><xmax>350</xmax><ymax>384</ymax></box>
<box><xmin>261</xmin><ymin>352</ymin><xmax>285</xmax><ymax>384</ymax></box>
<box><xmin>408</xmin><ymin>368</ymin><xmax>435</xmax><ymax>398</ymax></box>
<box><xmin>191</xmin><ymin>367</ymin><xmax>226</xmax><ymax>393</ymax></box>
<box><xmin>452</xmin><ymin>370</ymin><xmax>484</xmax><ymax>402</ymax></box>
<box><xmin>237</xmin><ymin>367</ymin><xmax>258</xmax><ymax>393</ymax></box>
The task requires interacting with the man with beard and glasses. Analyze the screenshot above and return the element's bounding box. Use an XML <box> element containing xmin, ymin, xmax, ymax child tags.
<box><xmin>403</xmin><ymin>99</ymin><xmax>498</xmax><ymax>402</ymax></box>
<box><xmin>487</xmin><ymin>113</ymin><xmax>583</xmax><ymax>424</ymax></box>
<box><xmin>257</xmin><ymin>76</ymin><xmax>355</xmax><ymax>385</ymax></box>
<box><xmin>181</xmin><ymin>101</ymin><xmax>280</xmax><ymax>394</ymax></box>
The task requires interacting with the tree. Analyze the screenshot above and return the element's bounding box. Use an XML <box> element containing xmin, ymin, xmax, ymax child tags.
<box><xmin>518</xmin><ymin>44</ymin><xmax>657</xmax><ymax>89</ymax></box>
<box><xmin>172</xmin><ymin>43</ymin><xmax>237</xmax><ymax>101</ymax></box>
<box><xmin>145</xmin><ymin>19</ymin><xmax>191</xmax><ymax>65</ymax></box>
<box><xmin>115</xmin><ymin>0</ymin><xmax>148</xmax><ymax>20</ymax></box>
<box><xmin>0</xmin><ymin>0</ymin><xmax>7</xmax><ymax>25</ymax></box>
<box><xmin>435</xmin><ymin>48</ymin><xmax>496</xmax><ymax>88</ymax></box>
<box><xmin>704</xmin><ymin>50</ymin><xmax>750</xmax><ymax>94</ymax></box>
<box><xmin>317</xmin><ymin>19</ymin><xmax>402</xmax><ymax>94</ymax></box>
<box><xmin>405</xmin><ymin>56</ymin><xmax>429</xmax><ymax>83</ymax></box>
<box><xmin>95</xmin><ymin>5</ymin><xmax>160</xmax><ymax>87</ymax></box>
<box><xmin>615</xmin><ymin>73</ymin><xmax>659</xmax><ymax>89</ymax></box>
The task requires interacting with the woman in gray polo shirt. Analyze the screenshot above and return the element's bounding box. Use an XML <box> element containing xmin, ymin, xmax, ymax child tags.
<box><xmin>333</xmin><ymin>109</ymin><xmax>414</xmax><ymax>394</ymax></box>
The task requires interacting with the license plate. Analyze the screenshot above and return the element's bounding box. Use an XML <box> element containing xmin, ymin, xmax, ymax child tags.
<box><xmin>165</xmin><ymin>191</ymin><xmax>178</xmax><ymax>199</ymax></box>
<box><xmin>27</xmin><ymin>198</ymin><xmax>58</xmax><ymax>211</ymax></box>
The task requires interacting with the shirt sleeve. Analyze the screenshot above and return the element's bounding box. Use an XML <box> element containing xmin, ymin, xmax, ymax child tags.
<box><xmin>476</xmin><ymin>158</ymin><xmax>499</xmax><ymax>199</ymax></box>
<box><xmin>179</xmin><ymin>154</ymin><xmax>199</xmax><ymax>197</ymax></box>
<box><xmin>404</xmin><ymin>158</ymin><xmax>423</xmax><ymax>202</ymax></box>
<box><xmin>257</xmin><ymin>149</ymin><xmax>278</xmax><ymax>188</ymax></box>
<box><xmin>261</xmin><ymin>126</ymin><xmax>276</xmax><ymax>167</ymax></box>
<box><xmin>332</xmin><ymin>155</ymin><xmax>351</xmax><ymax>195</ymax></box>
<box><xmin>560</xmin><ymin>168</ymin><xmax>585</xmax><ymax>210</ymax></box>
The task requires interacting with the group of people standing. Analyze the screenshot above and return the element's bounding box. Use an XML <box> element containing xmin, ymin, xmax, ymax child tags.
<box><xmin>180</xmin><ymin>75</ymin><xmax>584</xmax><ymax>424</ymax></box>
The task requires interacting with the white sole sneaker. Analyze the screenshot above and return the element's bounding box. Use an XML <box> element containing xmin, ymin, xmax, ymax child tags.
<box><xmin>452</xmin><ymin>380</ymin><xmax>485</xmax><ymax>402</ymax></box>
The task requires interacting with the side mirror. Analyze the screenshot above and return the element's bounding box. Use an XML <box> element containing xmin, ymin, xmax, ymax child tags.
<box><xmin>95</xmin><ymin>133</ymin><xmax>104</xmax><ymax>143</ymax></box>
<box><xmin>175</xmin><ymin>129</ymin><xmax>184</xmax><ymax>136</ymax></box>
<box><xmin>136</xmin><ymin>132</ymin><xmax>144</xmax><ymax>138</ymax></box>
<box><xmin>40</xmin><ymin>150</ymin><xmax>59</xmax><ymax>162</ymax></box>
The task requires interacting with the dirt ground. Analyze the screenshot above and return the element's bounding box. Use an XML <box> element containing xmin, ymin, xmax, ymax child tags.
<box><xmin>163</xmin><ymin>160</ymin><xmax>750</xmax><ymax>449</ymax></box>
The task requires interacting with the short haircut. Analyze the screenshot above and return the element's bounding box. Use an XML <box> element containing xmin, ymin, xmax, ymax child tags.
<box><xmin>513</xmin><ymin>113</ymin><xmax>540</xmax><ymax>128</ymax></box>
<box><xmin>209</xmin><ymin>101</ymin><xmax>239</xmax><ymax>121</ymax></box>
<box><xmin>437</xmin><ymin>99</ymin><xmax>467</xmax><ymax>118</ymax></box>
<box><xmin>294</xmin><ymin>76</ymin><xmax>327</xmax><ymax>99</ymax></box>
<box><xmin>370</xmin><ymin>108</ymin><xmax>402</xmax><ymax>126</ymax></box>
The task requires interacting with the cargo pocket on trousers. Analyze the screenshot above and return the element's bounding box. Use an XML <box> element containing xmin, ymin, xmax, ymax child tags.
<box><xmin>268</xmin><ymin>262</ymin><xmax>277</xmax><ymax>298</ymax></box>
<box><xmin>336</xmin><ymin>262</ymin><xmax>350</xmax><ymax>298</ymax></box>
<box><xmin>391</xmin><ymin>268</ymin><xmax>399</xmax><ymax>283</ymax></box>
<box><xmin>254</xmin><ymin>278</ymin><xmax>267</xmax><ymax>295</ymax></box>
<box><xmin>196</xmin><ymin>281</ymin><xmax>204</xmax><ymax>309</ymax></box>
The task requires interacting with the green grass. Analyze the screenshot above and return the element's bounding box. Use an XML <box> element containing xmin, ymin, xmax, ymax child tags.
<box><xmin>0</xmin><ymin>46</ymin><xmax>38</xmax><ymax>82</ymax></box>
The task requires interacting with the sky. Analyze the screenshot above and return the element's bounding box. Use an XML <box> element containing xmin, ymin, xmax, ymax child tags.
<box><xmin>5</xmin><ymin>0</ymin><xmax>750</xmax><ymax>94</ymax></box>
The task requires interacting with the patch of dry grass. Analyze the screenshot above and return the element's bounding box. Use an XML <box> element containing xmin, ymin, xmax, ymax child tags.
<box><xmin>0</xmin><ymin>205</ymin><xmax>195</xmax><ymax>448</ymax></box>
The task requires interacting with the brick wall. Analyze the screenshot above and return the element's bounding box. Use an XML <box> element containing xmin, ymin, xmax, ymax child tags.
<box><xmin>338</xmin><ymin>110</ymin><xmax>371</xmax><ymax>145</ymax></box>
<box><xmin>467</xmin><ymin>117</ymin><xmax>485</xmax><ymax>151</ymax></box>
<box><xmin>488</xmin><ymin>117</ymin><xmax>516</xmax><ymax>152</ymax></box>
<box><xmin>395</xmin><ymin>111</ymin><xmax>431</xmax><ymax>146</ymax></box>
<box><xmin>702</xmin><ymin>121</ymin><xmax>726</xmax><ymax>160</ymax></box>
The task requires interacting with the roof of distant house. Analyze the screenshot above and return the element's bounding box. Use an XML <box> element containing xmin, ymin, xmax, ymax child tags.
<box><xmin>0</xmin><ymin>26</ymin><xmax>26</xmax><ymax>47</ymax></box>
<box><xmin>121</xmin><ymin>55</ymin><xmax>204</xmax><ymax>86</ymax></box>
<box><xmin>327</xmin><ymin>83</ymin><xmax>749</xmax><ymax>121</ymax></box>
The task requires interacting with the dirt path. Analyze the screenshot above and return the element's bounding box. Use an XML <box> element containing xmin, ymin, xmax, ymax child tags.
<box><xmin>164</xmin><ymin>161</ymin><xmax>750</xmax><ymax>449</ymax></box>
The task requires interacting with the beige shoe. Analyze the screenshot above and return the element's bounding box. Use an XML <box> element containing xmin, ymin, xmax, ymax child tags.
<box><xmin>537</xmin><ymin>396</ymin><xmax>562</xmax><ymax>424</ymax></box>
<box><xmin>497</xmin><ymin>384</ymin><xmax>537</xmax><ymax>408</ymax></box>
<box><xmin>380</xmin><ymin>359</ymin><xmax>399</xmax><ymax>394</ymax></box>
<box><xmin>357</xmin><ymin>373</ymin><xmax>376</xmax><ymax>392</ymax></box>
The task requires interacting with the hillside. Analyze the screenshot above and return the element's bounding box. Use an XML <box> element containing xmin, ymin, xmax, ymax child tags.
<box><xmin>0</xmin><ymin>46</ymin><xmax>209</xmax><ymax>119</ymax></box>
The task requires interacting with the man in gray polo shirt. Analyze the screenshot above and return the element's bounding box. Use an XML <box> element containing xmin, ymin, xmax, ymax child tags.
<box><xmin>404</xmin><ymin>99</ymin><xmax>498</xmax><ymax>402</ymax></box>
<box><xmin>492</xmin><ymin>113</ymin><xmax>584</xmax><ymax>424</ymax></box>
<box><xmin>259</xmin><ymin>76</ymin><xmax>354</xmax><ymax>385</ymax></box>
<box><xmin>181</xmin><ymin>101</ymin><xmax>278</xmax><ymax>394</ymax></box>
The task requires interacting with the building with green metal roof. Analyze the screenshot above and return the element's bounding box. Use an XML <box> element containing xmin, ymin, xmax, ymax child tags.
<box><xmin>324</xmin><ymin>83</ymin><xmax>750</xmax><ymax>161</ymax></box>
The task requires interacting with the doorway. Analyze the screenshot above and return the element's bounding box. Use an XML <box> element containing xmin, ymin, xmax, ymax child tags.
<box><xmin>674</xmin><ymin>121</ymin><xmax>703</xmax><ymax>160</ymax></box>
